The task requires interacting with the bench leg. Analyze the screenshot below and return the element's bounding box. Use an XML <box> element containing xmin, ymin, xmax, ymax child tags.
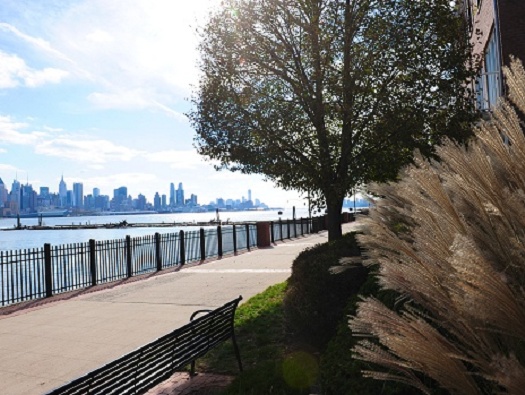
<box><xmin>232</xmin><ymin>334</ymin><xmax>243</xmax><ymax>372</ymax></box>
<box><xmin>190</xmin><ymin>360</ymin><xmax>197</xmax><ymax>377</ymax></box>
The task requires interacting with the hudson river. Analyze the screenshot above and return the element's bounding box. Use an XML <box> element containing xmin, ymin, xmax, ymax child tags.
<box><xmin>0</xmin><ymin>207</ymin><xmax>313</xmax><ymax>251</ymax></box>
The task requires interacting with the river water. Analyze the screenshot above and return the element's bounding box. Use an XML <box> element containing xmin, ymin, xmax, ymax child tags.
<box><xmin>0</xmin><ymin>207</ymin><xmax>313</xmax><ymax>251</ymax></box>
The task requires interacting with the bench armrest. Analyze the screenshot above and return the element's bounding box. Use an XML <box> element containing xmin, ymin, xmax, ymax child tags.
<box><xmin>190</xmin><ymin>309</ymin><xmax>213</xmax><ymax>321</ymax></box>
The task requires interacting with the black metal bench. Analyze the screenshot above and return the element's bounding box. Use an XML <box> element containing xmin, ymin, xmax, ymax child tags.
<box><xmin>46</xmin><ymin>296</ymin><xmax>243</xmax><ymax>395</ymax></box>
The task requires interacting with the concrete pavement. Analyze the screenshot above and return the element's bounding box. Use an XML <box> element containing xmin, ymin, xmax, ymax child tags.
<box><xmin>0</xmin><ymin>222</ymin><xmax>360</xmax><ymax>395</ymax></box>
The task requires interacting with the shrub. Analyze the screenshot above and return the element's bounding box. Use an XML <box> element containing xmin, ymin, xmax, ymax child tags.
<box><xmin>283</xmin><ymin>232</ymin><xmax>367</xmax><ymax>350</ymax></box>
<box><xmin>319</xmin><ymin>273</ymin><xmax>426</xmax><ymax>395</ymax></box>
<box><xmin>350</xmin><ymin>59</ymin><xmax>525</xmax><ymax>394</ymax></box>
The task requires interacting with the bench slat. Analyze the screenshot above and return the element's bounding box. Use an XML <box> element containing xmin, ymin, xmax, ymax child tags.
<box><xmin>46</xmin><ymin>296</ymin><xmax>242</xmax><ymax>395</ymax></box>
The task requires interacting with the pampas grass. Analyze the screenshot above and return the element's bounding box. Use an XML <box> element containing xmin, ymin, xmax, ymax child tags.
<box><xmin>350</xmin><ymin>58</ymin><xmax>525</xmax><ymax>394</ymax></box>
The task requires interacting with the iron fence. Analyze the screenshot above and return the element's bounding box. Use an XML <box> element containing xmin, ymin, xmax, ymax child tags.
<box><xmin>0</xmin><ymin>217</ymin><xmax>325</xmax><ymax>307</ymax></box>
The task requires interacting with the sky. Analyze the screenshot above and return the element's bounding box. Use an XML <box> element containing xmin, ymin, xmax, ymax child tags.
<box><xmin>0</xmin><ymin>0</ymin><xmax>307</xmax><ymax>208</ymax></box>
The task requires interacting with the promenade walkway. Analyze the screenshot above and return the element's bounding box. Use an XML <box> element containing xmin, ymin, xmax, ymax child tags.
<box><xmin>0</xmin><ymin>222</ymin><xmax>360</xmax><ymax>395</ymax></box>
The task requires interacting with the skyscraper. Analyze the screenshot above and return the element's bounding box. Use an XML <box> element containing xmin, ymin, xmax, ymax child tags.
<box><xmin>112</xmin><ymin>186</ymin><xmax>128</xmax><ymax>211</ymax></box>
<box><xmin>10</xmin><ymin>179</ymin><xmax>20</xmax><ymax>212</ymax></box>
<box><xmin>176</xmin><ymin>183</ymin><xmax>184</xmax><ymax>207</ymax></box>
<box><xmin>154</xmin><ymin>192</ymin><xmax>161</xmax><ymax>211</ymax></box>
<box><xmin>248</xmin><ymin>189</ymin><xmax>252</xmax><ymax>202</ymax></box>
<box><xmin>0</xmin><ymin>178</ymin><xmax>7</xmax><ymax>207</ymax></box>
<box><xmin>169</xmin><ymin>182</ymin><xmax>175</xmax><ymax>207</ymax></box>
<box><xmin>20</xmin><ymin>183</ymin><xmax>36</xmax><ymax>212</ymax></box>
<box><xmin>59</xmin><ymin>175</ymin><xmax>67</xmax><ymax>207</ymax></box>
<box><xmin>73</xmin><ymin>182</ymin><xmax>84</xmax><ymax>208</ymax></box>
<box><xmin>40</xmin><ymin>187</ymin><xmax>50</xmax><ymax>198</ymax></box>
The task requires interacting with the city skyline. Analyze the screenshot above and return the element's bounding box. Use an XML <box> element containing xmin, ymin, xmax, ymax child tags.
<box><xmin>0</xmin><ymin>0</ymin><xmax>305</xmax><ymax>208</ymax></box>
<box><xmin>0</xmin><ymin>173</ymin><xmax>271</xmax><ymax>214</ymax></box>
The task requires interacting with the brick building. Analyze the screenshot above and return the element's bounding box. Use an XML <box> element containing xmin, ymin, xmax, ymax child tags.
<box><xmin>462</xmin><ymin>0</ymin><xmax>525</xmax><ymax>111</ymax></box>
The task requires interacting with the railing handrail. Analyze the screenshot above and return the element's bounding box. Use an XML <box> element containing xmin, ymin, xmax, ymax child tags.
<box><xmin>0</xmin><ymin>217</ymin><xmax>326</xmax><ymax>308</ymax></box>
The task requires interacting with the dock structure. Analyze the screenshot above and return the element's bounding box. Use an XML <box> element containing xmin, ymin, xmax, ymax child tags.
<box><xmin>3</xmin><ymin>220</ymin><xmax>239</xmax><ymax>231</ymax></box>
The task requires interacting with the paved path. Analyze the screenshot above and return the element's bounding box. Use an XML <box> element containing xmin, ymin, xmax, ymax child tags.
<box><xmin>0</xmin><ymin>222</ymin><xmax>360</xmax><ymax>395</ymax></box>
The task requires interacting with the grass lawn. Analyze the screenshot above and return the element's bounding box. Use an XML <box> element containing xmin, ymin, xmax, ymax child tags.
<box><xmin>196</xmin><ymin>282</ymin><xmax>317</xmax><ymax>394</ymax></box>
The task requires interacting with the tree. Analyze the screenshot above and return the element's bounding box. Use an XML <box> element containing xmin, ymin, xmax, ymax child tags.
<box><xmin>189</xmin><ymin>0</ymin><xmax>475</xmax><ymax>240</ymax></box>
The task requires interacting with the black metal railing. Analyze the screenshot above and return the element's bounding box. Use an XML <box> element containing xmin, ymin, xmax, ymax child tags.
<box><xmin>0</xmin><ymin>216</ymin><xmax>330</xmax><ymax>308</ymax></box>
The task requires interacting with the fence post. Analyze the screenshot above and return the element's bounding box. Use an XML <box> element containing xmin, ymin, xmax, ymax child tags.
<box><xmin>200</xmin><ymin>228</ymin><xmax>206</xmax><ymax>261</ymax></box>
<box><xmin>233</xmin><ymin>224</ymin><xmax>237</xmax><ymax>254</ymax></box>
<box><xmin>306</xmin><ymin>217</ymin><xmax>310</xmax><ymax>234</ymax></box>
<box><xmin>125</xmin><ymin>235</ymin><xmax>132</xmax><ymax>278</ymax></box>
<box><xmin>44</xmin><ymin>243</ymin><xmax>53</xmax><ymax>298</ymax></box>
<box><xmin>270</xmin><ymin>221</ymin><xmax>275</xmax><ymax>243</ymax></box>
<box><xmin>179</xmin><ymin>230</ymin><xmax>185</xmax><ymax>265</ymax></box>
<box><xmin>217</xmin><ymin>226</ymin><xmax>223</xmax><ymax>257</ymax></box>
<box><xmin>301</xmin><ymin>218</ymin><xmax>304</xmax><ymax>236</ymax></box>
<box><xmin>89</xmin><ymin>239</ymin><xmax>97</xmax><ymax>286</ymax></box>
<box><xmin>245</xmin><ymin>223</ymin><xmax>250</xmax><ymax>251</ymax></box>
<box><xmin>279</xmin><ymin>218</ymin><xmax>283</xmax><ymax>241</ymax></box>
<box><xmin>155</xmin><ymin>233</ymin><xmax>162</xmax><ymax>271</ymax></box>
<box><xmin>287</xmin><ymin>220</ymin><xmax>291</xmax><ymax>239</ymax></box>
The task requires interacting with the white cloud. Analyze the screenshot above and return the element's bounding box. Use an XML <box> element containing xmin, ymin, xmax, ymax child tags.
<box><xmin>0</xmin><ymin>22</ymin><xmax>74</xmax><ymax>64</ymax></box>
<box><xmin>1</xmin><ymin>2</ymin><xmax>221</xmax><ymax>117</ymax></box>
<box><xmin>0</xmin><ymin>115</ymin><xmax>142</xmax><ymax>164</ymax></box>
<box><xmin>0</xmin><ymin>115</ymin><xmax>46</xmax><ymax>144</ymax></box>
<box><xmin>0</xmin><ymin>163</ymin><xmax>18</xmax><ymax>172</ymax></box>
<box><xmin>87</xmin><ymin>90</ymin><xmax>187</xmax><ymax>120</ymax></box>
<box><xmin>87</xmin><ymin>90</ymin><xmax>151</xmax><ymax>111</ymax></box>
<box><xmin>86</xmin><ymin>29</ymin><xmax>114</xmax><ymax>44</ymax></box>
<box><xmin>36</xmin><ymin>137</ymin><xmax>143</xmax><ymax>163</ymax></box>
<box><xmin>147</xmin><ymin>149</ymin><xmax>209</xmax><ymax>169</ymax></box>
<box><xmin>49</xmin><ymin>1</ymin><xmax>219</xmax><ymax>108</ymax></box>
<box><xmin>23</xmin><ymin>67</ymin><xmax>68</xmax><ymax>87</ymax></box>
<box><xmin>0</xmin><ymin>50</ymin><xmax>68</xmax><ymax>88</ymax></box>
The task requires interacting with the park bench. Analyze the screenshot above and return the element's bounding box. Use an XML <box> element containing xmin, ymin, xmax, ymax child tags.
<box><xmin>46</xmin><ymin>296</ymin><xmax>243</xmax><ymax>395</ymax></box>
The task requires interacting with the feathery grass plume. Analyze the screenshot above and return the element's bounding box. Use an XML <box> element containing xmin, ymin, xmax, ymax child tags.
<box><xmin>350</xmin><ymin>58</ymin><xmax>525</xmax><ymax>394</ymax></box>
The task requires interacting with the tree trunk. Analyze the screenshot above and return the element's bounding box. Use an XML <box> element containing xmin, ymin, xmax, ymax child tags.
<box><xmin>326</xmin><ymin>196</ymin><xmax>344</xmax><ymax>241</ymax></box>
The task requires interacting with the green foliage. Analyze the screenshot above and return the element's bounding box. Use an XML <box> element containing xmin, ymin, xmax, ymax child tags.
<box><xmin>283</xmin><ymin>232</ymin><xmax>367</xmax><ymax>350</ymax></box>
<box><xmin>189</xmin><ymin>0</ymin><xmax>476</xmax><ymax>240</ymax></box>
<box><xmin>319</xmin><ymin>274</ymin><xmax>424</xmax><ymax>395</ymax></box>
<box><xmin>197</xmin><ymin>282</ymin><xmax>288</xmax><ymax>374</ymax></box>
<box><xmin>198</xmin><ymin>282</ymin><xmax>313</xmax><ymax>394</ymax></box>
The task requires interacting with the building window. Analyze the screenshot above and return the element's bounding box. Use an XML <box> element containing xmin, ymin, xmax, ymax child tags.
<box><xmin>476</xmin><ymin>28</ymin><xmax>501</xmax><ymax>111</ymax></box>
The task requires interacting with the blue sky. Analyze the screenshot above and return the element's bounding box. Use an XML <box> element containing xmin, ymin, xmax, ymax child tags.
<box><xmin>0</xmin><ymin>0</ymin><xmax>306</xmax><ymax>207</ymax></box>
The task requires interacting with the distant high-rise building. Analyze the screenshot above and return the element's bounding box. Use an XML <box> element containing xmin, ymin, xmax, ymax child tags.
<box><xmin>94</xmin><ymin>195</ymin><xmax>109</xmax><ymax>211</ymax></box>
<box><xmin>136</xmin><ymin>194</ymin><xmax>146</xmax><ymax>210</ymax></box>
<box><xmin>20</xmin><ymin>183</ymin><xmax>36</xmax><ymax>212</ymax></box>
<box><xmin>40</xmin><ymin>187</ymin><xmax>49</xmax><ymax>198</ymax></box>
<box><xmin>190</xmin><ymin>194</ymin><xmax>198</xmax><ymax>206</ymax></box>
<box><xmin>161</xmin><ymin>194</ymin><xmax>167</xmax><ymax>208</ymax></box>
<box><xmin>0</xmin><ymin>178</ymin><xmax>7</xmax><ymax>207</ymax></box>
<box><xmin>93</xmin><ymin>188</ymin><xmax>100</xmax><ymax>198</ymax></box>
<box><xmin>154</xmin><ymin>192</ymin><xmax>161</xmax><ymax>211</ymax></box>
<box><xmin>112</xmin><ymin>186</ymin><xmax>129</xmax><ymax>211</ymax></box>
<box><xmin>73</xmin><ymin>182</ymin><xmax>84</xmax><ymax>208</ymax></box>
<box><xmin>169</xmin><ymin>183</ymin><xmax>175</xmax><ymax>207</ymax></box>
<box><xmin>176</xmin><ymin>183</ymin><xmax>185</xmax><ymax>206</ymax></box>
<box><xmin>59</xmin><ymin>175</ymin><xmax>67</xmax><ymax>207</ymax></box>
<box><xmin>66</xmin><ymin>190</ymin><xmax>74</xmax><ymax>207</ymax></box>
<box><xmin>248</xmin><ymin>189</ymin><xmax>252</xmax><ymax>202</ymax></box>
<box><xmin>10</xmin><ymin>179</ymin><xmax>20</xmax><ymax>212</ymax></box>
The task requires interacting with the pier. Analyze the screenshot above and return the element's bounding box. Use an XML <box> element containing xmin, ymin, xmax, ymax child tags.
<box><xmin>4</xmin><ymin>219</ymin><xmax>235</xmax><ymax>231</ymax></box>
